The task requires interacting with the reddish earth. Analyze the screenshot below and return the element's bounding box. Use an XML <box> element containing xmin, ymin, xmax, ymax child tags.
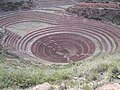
<box><xmin>74</xmin><ymin>2</ymin><xmax>120</xmax><ymax>9</ymax></box>
<box><xmin>0</xmin><ymin>2</ymin><xmax>120</xmax><ymax>63</ymax></box>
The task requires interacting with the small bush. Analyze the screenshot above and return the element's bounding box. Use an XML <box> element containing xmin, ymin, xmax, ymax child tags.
<box><xmin>107</xmin><ymin>64</ymin><xmax>120</xmax><ymax>79</ymax></box>
<box><xmin>86</xmin><ymin>72</ymin><xmax>98</xmax><ymax>81</ymax></box>
<box><xmin>83</xmin><ymin>84</ymin><xmax>91</xmax><ymax>90</ymax></box>
<box><xmin>96</xmin><ymin>64</ymin><xmax>109</xmax><ymax>73</ymax></box>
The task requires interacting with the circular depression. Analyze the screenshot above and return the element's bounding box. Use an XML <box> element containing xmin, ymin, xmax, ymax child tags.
<box><xmin>31</xmin><ymin>33</ymin><xmax>95</xmax><ymax>63</ymax></box>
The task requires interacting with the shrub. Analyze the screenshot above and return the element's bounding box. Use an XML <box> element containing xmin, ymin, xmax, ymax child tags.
<box><xmin>83</xmin><ymin>84</ymin><xmax>91</xmax><ymax>90</ymax></box>
<box><xmin>95</xmin><ymin>64</ymin><xmax>109</xmax><ymax>73</ymax></box>
<box><xmin>107</xmin><ymin>64</ymin><xmax>120</xmax><ymax>79</ymax></box>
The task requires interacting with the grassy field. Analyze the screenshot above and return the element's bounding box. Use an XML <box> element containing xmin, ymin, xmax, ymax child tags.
<box><xmin>0</xmin><ymin>52</ymin><xmax>120</xmax><ymax>90</ymax></box>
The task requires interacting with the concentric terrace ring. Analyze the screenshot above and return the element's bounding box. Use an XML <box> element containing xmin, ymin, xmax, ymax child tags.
<box><xmin>0</xmin><ymin>11</ymin><xmax>120</xmax><ymax>63</ymax></box>
<box><xmin>31</xmin><ymin>33</ymin><xmax>95</xmax><ymax>63</ymax></box>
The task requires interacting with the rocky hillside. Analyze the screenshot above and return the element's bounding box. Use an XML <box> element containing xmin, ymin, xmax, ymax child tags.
<box><xmin>0</xmin><ymin>0</ymin><xmax>32</xmax><ymax>11</ymax></box>
<box><xmin>67</xmin><ymin>4</ymin><xmax>120</xmax><ymax>26</ymax></box>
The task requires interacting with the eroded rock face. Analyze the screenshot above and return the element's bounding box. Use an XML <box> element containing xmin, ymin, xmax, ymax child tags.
<box><xmin>95</xmin><ymin>83</ymin><xmax>120</xmax><ymax>90</ymax></box>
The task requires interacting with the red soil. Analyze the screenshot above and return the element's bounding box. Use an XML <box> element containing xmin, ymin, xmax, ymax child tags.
<box><xmin>74</xmin><ymin>2</ymin><xmax>120</xmax><ymax>9</ymax></box>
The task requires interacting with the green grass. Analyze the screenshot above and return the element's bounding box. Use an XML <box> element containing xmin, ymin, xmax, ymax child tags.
<box><xmin>0</xmin><ymin>58</ymin><xmax>75</xmax><ymax>89</ymax></box>
<box><xmin>0</xmin><ymin>53</ymin><xmax>120</xmax><ymax>89</ymax></box>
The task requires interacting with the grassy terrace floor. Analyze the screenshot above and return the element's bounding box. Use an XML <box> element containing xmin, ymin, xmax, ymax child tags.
<box><xmin>1</xmin><ymin>53</ymin><xmax>120</xmax><ymax>90</ymax></box>
<box><xmin>6</xmin><ymin>21</ymin><xmax>56</xmax><ymax>37</ymax></box>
